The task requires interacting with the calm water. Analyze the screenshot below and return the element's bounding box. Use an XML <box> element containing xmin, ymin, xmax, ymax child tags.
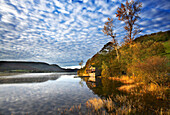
<box><xmin>0</xmin><ymin>73</ymin><xmax>99</xmax><ymax>115</ymax></box>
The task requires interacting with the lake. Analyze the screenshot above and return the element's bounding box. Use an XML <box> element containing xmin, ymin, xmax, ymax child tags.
<box><xmin>0</xmin><ymin>72</ymin><xmax>168</xmax><ymax>115</ymax></box>
<box><xmin>0</xmin><ymin>72</ymin><xmax>124</xmax><ymax>115</ymax></box>
<box><xmin>0</xmin><ymin>72</ymin><xmax>100</xmax><ymax>115</ymax></box>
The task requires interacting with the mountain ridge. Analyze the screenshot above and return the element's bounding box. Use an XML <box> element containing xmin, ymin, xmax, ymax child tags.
<box><xmin>0</xmin><ymin>61</ymin><xmax>78</xmax><ymax>72</ymax></box>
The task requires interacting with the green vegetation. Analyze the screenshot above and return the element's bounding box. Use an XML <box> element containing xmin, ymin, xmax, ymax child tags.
<box><xmin>0</xmin><ymin>72</ymin><xmax>20</xmax><ymax>76</ymax></box>
<box><xmin>163</xmin><ymin>40</ymin><xmax>170</xmax><ymax>67</ymax></box>
<box><xmin>134</xmin><ymin>31</ymin><xmax>170</xmax><ymax>42</ymax></box>
<box><xmin>10</xmin><ymin>70</ymin><xmax>31</xmax><ymax>72</ymax></box>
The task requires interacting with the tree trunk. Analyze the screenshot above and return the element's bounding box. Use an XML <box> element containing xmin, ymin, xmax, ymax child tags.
<box><xmin>111</xmin><ymin>36</ymin><xmax>120</xmax><ymax>62</ymax></box>
<box><xmin>114</xmin><ymin>46</ymin><xmax>120</xmax><ymax>62</ymax></box>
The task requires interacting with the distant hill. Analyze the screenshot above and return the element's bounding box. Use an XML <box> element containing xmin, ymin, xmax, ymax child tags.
<box><xmin>134</xmin><ymin>30</ymin><xmax>170</xmax><ymax>42</ymax></box>
<box><xmin>0</xmin><ymin>61</ymin><xmax>78</xmax><ymax>72</ymax></box>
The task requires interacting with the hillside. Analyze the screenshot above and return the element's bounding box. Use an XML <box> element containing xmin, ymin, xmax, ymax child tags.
<box><xmin>134</xmin><ymin>31</ymin><xmax>170</xmax><ymax>42</ymax></box>
<box><xmin>134</xmin><ymin>30</ymin><xmax>170</xmax><ymax>61</ymax></box>
<box><xmin>78</xmin><ymin>30</ymin><xmax>170</xmax><ymax>76</ymax></box>
<box><xmin>0</xmin><ymin>61</ymin><xmax>78</xmax><ymax>72</ymax></box>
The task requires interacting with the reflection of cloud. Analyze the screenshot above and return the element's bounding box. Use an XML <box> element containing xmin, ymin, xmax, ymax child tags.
<box><xmin>0</xmin><ymin>0</ymin><xmax>169</xmax><ymax>67</ymax></box>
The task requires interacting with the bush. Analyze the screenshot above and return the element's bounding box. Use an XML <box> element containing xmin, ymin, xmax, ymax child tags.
<box><xmin>129</xmin><ymin>56</ymin><xmax>168</xmax><ymax>86</ymax></box>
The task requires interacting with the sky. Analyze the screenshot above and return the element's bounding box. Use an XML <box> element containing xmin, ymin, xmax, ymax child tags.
<box><xmin>0</xmin><ymin>0</ymin><xmax>170</xmax><ymax>68</ymax></box>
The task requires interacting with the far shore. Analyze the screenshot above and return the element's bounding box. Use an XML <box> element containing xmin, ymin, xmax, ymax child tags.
<box><xmin>0</xmin><ymin>72</ymin><xmax>21</xmax><ymax>77</ymax></box>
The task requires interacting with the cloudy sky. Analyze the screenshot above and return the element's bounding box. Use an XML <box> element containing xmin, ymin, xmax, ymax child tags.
<box><xmin>0</xmin><ymin>0</ymin><xmax>169</xmax><ymax>68</ymax></box>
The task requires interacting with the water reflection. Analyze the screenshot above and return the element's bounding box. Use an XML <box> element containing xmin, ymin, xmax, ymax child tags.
<box><xmin>80</xmin><ymin>77</ymin><xmax>124</xmax><ymax>98</ymax></box>
<box><xmin>0</xmin><ymin>73</ymin><xmax>125</xmax><ymax>115</ymax></box>
<box><xmin>0</xmin><ymin>72</ymin><xmax>76</xmax><ymax>84</ymax></box>
<box><xmin>0</xmin><ymin>75</ymin><xmax>60</xmax><ymax>84</ymax></box>
<box><xmin>0</xmin><ymin>73</ymin><xmax>98</xmax><ymax>115</ymax></box>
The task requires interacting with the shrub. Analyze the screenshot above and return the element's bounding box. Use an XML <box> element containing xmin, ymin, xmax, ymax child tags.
<box><xmin>130</xmin><ymin>56</ymin><xmax>168</xmax><ymax>86</ymax></box>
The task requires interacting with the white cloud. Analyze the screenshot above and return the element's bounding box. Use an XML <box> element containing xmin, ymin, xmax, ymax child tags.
<box><xmin>57</xmin><ymin>9</ymin><xmax>70</xmax><ymax>14</ymax></box>
<box><xmin>1</xmin><ymin>13</ymin><xmax>14</xmax><ymax>23</ymax></box>
<box><xmin>102</xmin><ymin>17</ymin><xmax>108</xmax><ymax>22</ymax></box>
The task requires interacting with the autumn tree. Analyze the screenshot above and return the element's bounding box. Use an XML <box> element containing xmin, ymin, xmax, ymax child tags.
<box><xmin>101</xmin><ymin>61</ymin><xmax>110</xmax><ymax>78</ymax></box>
<box><xmin>116</xmin><ymin>0</ymin><xmax>142</xmax><ymax>44</ymax></box>
<box><xmin>102</xmin><ymin>18</ymin><xmax>120</xmax><ymax>61</ymax></box>
<box><xmin>79</xmin><ymin>60</ymin><xmax>83</xmax><ymax>68</ymax></box>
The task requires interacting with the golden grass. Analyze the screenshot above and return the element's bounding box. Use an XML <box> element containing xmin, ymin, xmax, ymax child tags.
<box><xmin>85</xmin><ymin>95</ymin><xmax>141</xmax><ymax>114</ymax></box>
<box><xmin>118</xmin><ymin>82</ymin><xmax>144</xmax><ymax>93</ymax></box>
<box><xmin>108</xmin><ymin>75</ymin><xmax>134</xmax><ymax>84</ymax></box>
<box><xmin>86</xmin><ymin>97</ymin><xmax>116</xmax><ymax>113</ymax></box>
<box><xmin>104</xmin><ymin>97</ymin><xmax>115</xmax><ymax>112</ymax></box>
<box><xmin>108</xmin><ymin>75</ymin><xmax>169</xmax><ymax>96</ymax></box>
<box><xmin>147</xmin><ymin>83</ymin><xmax>159</xmax><ymax>92</ymax></box>
<box><xmin>118</xmin><ymin>84</ymin><xmax>137</xmax><ymax>92</ymax></box>
<box><xmin>142</xmin><ymin>83</ymin><xmax>169</xmax><ymax>100</ymax></box>
<box><xmin>58</xmin><ymin>92</ymin><xmax>170</xmax><ymax>114</ymax></box>
<box><xmin>86</xmin><ymin>98</ymin><xmax>104</xmax><ymax>111</ymax></box>
<box><xmin>108</xmin><ymin>75</ymin><xmax>138</xmax><ymax>92</ymax></box>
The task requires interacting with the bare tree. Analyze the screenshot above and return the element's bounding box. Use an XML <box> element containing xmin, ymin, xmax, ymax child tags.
<box><xmin>116</xmin><ymin>0</ymin><xmax>142</xmax><ymax>44</ymax></box>
<box><xmin>79</xmin><ymin>60</ymin><xmax>83</xmax><ymax>68</ymax></box>
<box><xmin>102</xmin><ymin>17</ymin><xmax>120</xmax><ymax>62</ymax></box>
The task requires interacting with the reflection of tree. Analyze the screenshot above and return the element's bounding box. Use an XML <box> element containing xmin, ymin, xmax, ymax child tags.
<box><xmin>79</xmin><ymin>79</ymin><xmax>84</xmax><ymax>87</ymax></box>
<box><xmin>81</xmin><ymin>77</ymin><xmax>124</xmax><ymax>99</ymax></box>
<box><xmin>101</xmin><ymin>78</ymin><xmax>124</xmax><ymax>98</ymax></box>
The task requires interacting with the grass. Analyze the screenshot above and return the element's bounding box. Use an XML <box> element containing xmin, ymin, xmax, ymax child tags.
<box><xmin>85</xmin><ymin>93</ymin><xmax>170</xmax><ymax>114</ymax></box>
<box><xmin>109</xmin><ymin>75</ymin><xmax>169</xmax><ymax>99</ymax></box>
<box><xmin>86</xmin><ymin>98</ymin><xmax>104</xmax><ymax>111</ymax></box>
<box><xmin>108</xmin><ymin>76</ymin><xmax>138</xmax><ymax>92</ymax></box>
<box><xmin>163</xmin><ymin>40</ymin><xmax>170</xmax><ymax>67</ymax></box>
<box><xmin>118</xmin><ymin>84</ymin><xmax>138</xmax><ymax>92</ymax></box>
<box><xmin>163</xmin><ymin>40</ymin><xmax>170</xmax><ymax>55</ymax></box>
<box><xmin>109</xmin><ymin>75</ymin><xmax>134</xmax><ymax>84</ymax></box>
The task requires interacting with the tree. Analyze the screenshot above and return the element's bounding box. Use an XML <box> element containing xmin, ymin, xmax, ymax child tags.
<box><xmin>102</xmin><ymin>18</ymin><xmax>120</xmax><ymax>61</ymax></box>
<box><xmin>79</xmin><ymin>60</ymin><xmax>83</xmax><ymax>68</ymax></box>
<box><xmin>101</xmin><ymin>61</ymin><xmax>110</xmax><ymax>78</ymax></box>
<box><xmin>116</xmin><ymin>0</ymin><xmax>142</xmax><ymax>44</ymax></box>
